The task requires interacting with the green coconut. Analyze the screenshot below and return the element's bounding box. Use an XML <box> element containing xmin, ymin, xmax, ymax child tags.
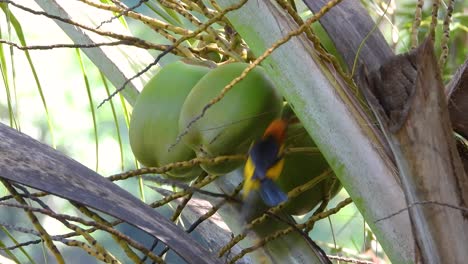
<box><xmin>179</xmin><ymin>62</ymin><xmax>282</xmax><ymax>175</ymax></box>
<box><xmin>129</xmin><ymin>61</ymin><xmax>210</xmax><ymax>179</ymax></box>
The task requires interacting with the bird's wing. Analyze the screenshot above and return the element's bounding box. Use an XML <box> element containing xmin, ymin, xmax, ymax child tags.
<box><xmin>249</xmin><ymin>136</ymin><xmax>281</xmax><ymax>180</ymax></box>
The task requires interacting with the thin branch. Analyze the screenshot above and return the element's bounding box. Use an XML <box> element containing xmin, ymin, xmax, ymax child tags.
<box><xmin>156</xmin><ymin>0</ymin><xmax>233</xmax><ymax>56</ymax></box>
<box><xmin>97</xmin><ymin>45</ymin><xmax>176</xmax><ymax>108</ymax></box>
<box><xmin>327</xmin><ymin>255</ymin><xmax>374</xmax><ymax>264</ymax></box>
<box><xmin>0</xmin><ymin>221</ymin><xmax>119</xmax><ymax>263</ymax></box>
<box><xmin>218</xmin><ymin>171</ymin><xmax>342</xmax><ymax>257</ymax></box>
<box><xmin>264</xmin><ymin>212</ymin><xmax>332</xmax><ymax>264</ymax></box>
<box><xmin>107</xmin><ymin>154</ymin><xmax>246</xmax><ymax>181</ymax></box>
<box><xmin>0</xmin><ymin>39</ymin><xmax>135</xmax><ymax>50</ymax></box>
<box><xmin>70</xmin><ymin>202</ymin><xmax>141</xmax><ymax>262</ymax></box>
<box><xmin>375</xmin><ymin>201</ymin><xmax>468</xmax><ymax>223</ymax></box>
<box><xmin>411</xmin><ymin>0</ymin><xmax>424</xmax><ymax>49</ymax></box>
<box><xmin>1</xmin><ymin>181</ymin><xmax>65</xmax><ymax>263</ymax></box>
<box><xmin>96</xmin><ymin>0</ymin><xmax>148</xmax><ymax>29</ymax></box>
<box><xmin>145</xmin><ymin>176</ymin><xmax>241</xmax><ymax>202</ymax></box>
<box><xmin>170</xmin><ymin>173</ymin><xmax>208</xmax><ymax>222</ymax></box>
<box><xmin>1</xmin><ymin>0</ymin><xmax>173</xmax><ymax>51</ymax></box>
<box><xmin>429</xmin><ymin>0</ymin><xmax>441</xmax><ymax>40</ymax></box>
<box><xmin>158</xmin><ymin>183</ymin><xmax>243</xmax><ymax>258</ymax></box>
<box><xmin>148</xmin><ymin>174</ymin><xmax>221</xmax><ymax>208</ymax></box>
<box><xmin>226</xmin><ymin>198</ymin><xmax>353</xmax><ymax>263</ymax></box>
<box><xmin>80</xmin><ymin>0</ymin><xmax>193</xmax><ymax>36</ymax></box>
<box><xmin>439</xmin><ymin>0</ymin><xmax>455</xmax><ymax>67</ymax></box>
<box><xmin>0</xmin><ymin>201</ymin><xmax>165</xmax><ymax>263</ymax></box>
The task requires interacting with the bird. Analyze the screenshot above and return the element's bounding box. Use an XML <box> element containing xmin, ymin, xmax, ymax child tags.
<box><xmin>243</xmin><ymin>118</ymin><xmax>289</xmax><ymax>206</ymax></box>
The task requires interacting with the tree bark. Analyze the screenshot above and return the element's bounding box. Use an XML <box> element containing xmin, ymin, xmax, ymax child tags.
<box><xmin>304</xmin><ymin>0</ymin><xmax>468</xmax><ymax>175</ymax></box>
<box><xmin>360</xmin><ymin>38</ymin><xmax>468</xmax><ymax>263</ymax></box>
<box><xmin>447</xmin><ymin>59</ymin><xmax>468</xmax><ymax>139</ymax></box>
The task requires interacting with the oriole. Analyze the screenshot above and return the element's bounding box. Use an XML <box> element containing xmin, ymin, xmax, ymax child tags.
<box><xmin>243</xmin><ymin>119</ymin><xmax>288</xmax><ymax>206</ymax></box>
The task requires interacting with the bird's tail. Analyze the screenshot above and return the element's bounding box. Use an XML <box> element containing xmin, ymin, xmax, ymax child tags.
<box><xmin>259</xmin><ymin>179</ymin><xmax>287</xmax><ymax>206</ymax></box>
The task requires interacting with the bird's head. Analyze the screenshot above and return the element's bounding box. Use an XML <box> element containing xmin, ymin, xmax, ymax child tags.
<box><xmin>263</xmin><ymin>119</ymin><xmax>288</xmax><ymax>143</ymax></box>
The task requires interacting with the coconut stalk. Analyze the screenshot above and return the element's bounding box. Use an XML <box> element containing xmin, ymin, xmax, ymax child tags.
<box><xmin>216</xmin><ymin>0</ymin><xmax>413</xmax><ymax>262</ymax></box>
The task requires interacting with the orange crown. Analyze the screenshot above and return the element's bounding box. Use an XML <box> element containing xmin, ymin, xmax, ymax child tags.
<box><xmin>263</xmin><ymin>119</ymin><xmax>288</xmax><ymax>143</ymax></box>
